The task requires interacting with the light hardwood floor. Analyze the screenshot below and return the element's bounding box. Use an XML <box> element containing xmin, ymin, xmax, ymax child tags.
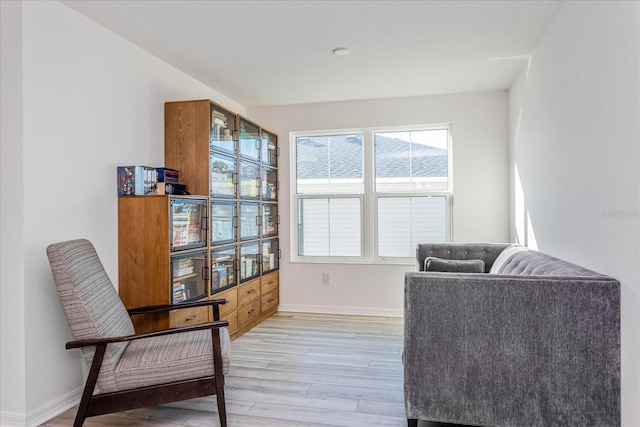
<box><xmin>41</xmin><ymin>312</ymin><xmax>407</xmax><ymax>426</ymax></box>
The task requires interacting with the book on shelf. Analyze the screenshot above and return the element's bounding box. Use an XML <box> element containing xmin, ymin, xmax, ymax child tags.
<box><xmin>211</xmin><ymin>265</ymin><xmax>227</xmax><ymax>289</ymax></box>
<box><xmin>245</xmin><ymin>258</ymin><xmax>255</xmax><ymax>277</ymax></box>
<box><xmin>172</xmin><ymin>283</ymin><xmax>186</xmax><ymax>303</ymax></box>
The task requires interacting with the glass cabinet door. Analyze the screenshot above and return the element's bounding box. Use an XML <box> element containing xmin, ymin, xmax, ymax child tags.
<box><xmin>240</xmin><ymin>242</ymin><xmax>260</xmax><ymax>282</ymax></box>
<box><xmin>262</xmin><ymin>203</ymin><xmax>278</xmax><ymax>238</ymax></box>
<box><xmin>210</xmin><ymin>200</ymin><xmax>236</xmax><ymax>245</ymax></box>
<box><xmin>261</xmin><ymin>129</ymin><xmax>278</xmax><ymax>167</ymax></box>
<box><xmin>209</xmin><ymin>104</ymin><xmax>236</xmax><ymax>155</ymax></box>
<box><xmin>239</xmin><ymin>118</ymin><xmax>260</xmax><ymax>161</ymax></box>
<box><xmin>171</xmin><ymin>250</ymin><xmax>207</xmax><ymax>304</ymax></box>
<box><xmin>239</xmin><ymin>202</ymin><xmax>260</xmax><ymax>240</ymax></box>
<box><xmin>210</xmin><ymin>153</ymin><xmax>236</xmax><ymax>198</ymax></box>
<box><xmin>170</xmin><ymin>198</ymin><xmax>207</xmax><ymax>251</ymax></box>
<box><xmin>210</xmin><ymin>245</ymin><xmax>237</xmax><ymax>294</ymax></box>
<box><xmin>261</xmin><ymin>166</ymin><xmax>277</xmax><ymax>201</ymax></box>
<box><xmin>239</xmin><ymin>161</ymin><xmax>260</xmax><ymax>199</ymax></box>
<box><xmin>261</xmin><ymin>238</ymin><xmax>280</xmax><ymax>274</ymax></box>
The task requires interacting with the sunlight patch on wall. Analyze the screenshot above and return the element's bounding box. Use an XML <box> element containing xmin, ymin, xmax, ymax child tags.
<box><xmin>526</xmin><ymin>211</ymin><xmax>538</xmax><ymax>250</ymax></box>
<box><xmin>514</xmin><ymin>164</ymin><xmax>526</xmax><ymax>244</ymax></box>
<box><xmin>514</xmin><ymin>163</ymin><xmax>538</xmax><ymax>250</ymax></box>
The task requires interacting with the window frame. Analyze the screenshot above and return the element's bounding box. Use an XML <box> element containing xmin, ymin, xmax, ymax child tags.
<box><xmin>291</xmin><ymin>124</ymin><xmax>453</xmax><ymax>265</ymax></box>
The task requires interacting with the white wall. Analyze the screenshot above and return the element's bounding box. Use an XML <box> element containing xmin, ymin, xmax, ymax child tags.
<box><xmin>249</xmin><ymin>92</ymin><xmax>510</xmax><ymax>316</ymax></box>
<box><xmin>1</xmin><ymin>1</ymin><xmax>27</xmax><ymax>425</ymax></box>
<box><xmin>1</xmin><ymin>1</ymin><xmax>246</xmax><ymax>425</ymax></box>
<box><xmin>509</xmin><ymin>2</ymin><xmax>639</xmax><ymax>425</ymax></box>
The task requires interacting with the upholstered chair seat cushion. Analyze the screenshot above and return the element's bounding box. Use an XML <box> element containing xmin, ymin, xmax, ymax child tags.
<box><xmin>113</xmin><ymin>328</ymin><xmax>230</xmax><ymax>392</ymax></box>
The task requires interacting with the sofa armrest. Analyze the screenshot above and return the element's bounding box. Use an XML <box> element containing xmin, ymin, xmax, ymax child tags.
<box><xmin>403</xmin><ymin>271</ymin><xmax>620</xmax><ymax>426</ymax></box>
<box><xmin>416</xmin><ymin>243</ymin><xmax>511</xmax><ymax>272</ymax></box>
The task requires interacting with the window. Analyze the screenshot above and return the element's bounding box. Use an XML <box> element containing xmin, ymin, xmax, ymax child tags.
<box><xmin>295</xmin><ymin>133</ymin><xmax>364</xmax><ymax>258</ymax></box>
<box><xmin>292</xmin><ymin>126</ymin><xmax>451</xmax><ymax>263</ymax></box>
<box><xmin>373</xmin><ymin>129</ymin><xmax>450</xmax><ymax>258</ymax></box>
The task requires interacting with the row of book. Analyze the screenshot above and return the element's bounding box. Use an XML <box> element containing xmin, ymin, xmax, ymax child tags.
<box><xmin>172</xmin><ymin>280</ymin><xmax>202</xmax><ymax>303</ymax></box>
<box><xmin>211</xmin><ymin>265</ymin><xmax>229</xmax><ymax>290</ymax></box>
<box><xmin>117</xmin><ymin>166</ymin><xmax>185</xmax><ymax>196</ymax></box>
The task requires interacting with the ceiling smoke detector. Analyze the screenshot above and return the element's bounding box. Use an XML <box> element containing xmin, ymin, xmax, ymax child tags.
<box><xmin>332</xmin><ymin>47</ymin><xmax>351</xmax><ymax>56</ymax></box>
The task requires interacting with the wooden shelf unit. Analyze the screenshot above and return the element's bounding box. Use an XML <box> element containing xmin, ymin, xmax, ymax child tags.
<box><xmin>118</xmin><ymin>99</ymin><xmax>279</xmax><ymax>339</ymax></box>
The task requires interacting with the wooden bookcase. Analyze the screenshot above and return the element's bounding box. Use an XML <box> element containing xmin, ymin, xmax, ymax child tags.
<box><xmin>118</xmin><ymin>99</ymin><xmax>279</xmax><ymax>339</ymax></box>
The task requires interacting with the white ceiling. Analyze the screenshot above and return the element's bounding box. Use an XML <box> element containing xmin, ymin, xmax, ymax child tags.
<box><xmin>61</xmin><ymin>0</ymin><xmax>563</xmax><ymax>108</ymax></box>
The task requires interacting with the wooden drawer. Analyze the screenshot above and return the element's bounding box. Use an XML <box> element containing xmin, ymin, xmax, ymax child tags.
<box><xmin>214</xmin><ymin>287</ymin><xmax>238</xmax><ymax>316</ymax></box>
<box><xmin>261</xmin><ymin>271</ymin><xmax>279</xmax><ymax>294</ymax></box>
<box><xmin>238</xmin><ymin>279</ymin><xmax>261</xmax><ymax>306</ymax></box>
<box><xmin>221</xmin><ymin>310</ymin><xmax>238</xmax><ymax>334</ymax></box>
<box><xmin>238</xmin><ymin>298</ymin><xmax>261</xmax><ymax>326</ymax></box>
<box><xmin>169</xmin><ymin>306</ymin><xmax>209</xmax><ymax>328</ymax></box>
<box><xmin>261</xmin><ymin>289</ymin><xmax>279</xmax><ymax>313</ymax></box>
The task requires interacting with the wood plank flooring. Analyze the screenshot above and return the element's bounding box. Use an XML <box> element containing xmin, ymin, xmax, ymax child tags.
<box><xmin>40</xmin><ymin>312</ymin><xmax>408</xmax><ymax>426</ymax></box>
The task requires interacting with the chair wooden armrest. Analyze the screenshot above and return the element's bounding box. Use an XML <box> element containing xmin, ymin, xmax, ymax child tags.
<box><xmin>127</xmin><ymin>299</ymin><xmax>227</xmax><ymax>320</ymax></box>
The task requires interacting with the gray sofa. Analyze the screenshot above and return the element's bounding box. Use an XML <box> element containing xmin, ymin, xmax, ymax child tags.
<box><xmin>404</xmin><ymin>243</ymin><xmax>620</xmax><ymax>427</ymax></box>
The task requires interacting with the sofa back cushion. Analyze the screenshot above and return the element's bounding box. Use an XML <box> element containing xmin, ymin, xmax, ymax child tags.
<box><xmin>488</xmin><ymin>244</ymin><xmax>528</xmax><ymax>274</ymax></box>
<box><xmin>489</xmin><ymin>244</ymin><xmax>602</xmax><ymax>276</ymax></box>
<box><xmin>425</xmin><ymin>257</ymin><xmax>485</xmax><ymax>273</ymax></box>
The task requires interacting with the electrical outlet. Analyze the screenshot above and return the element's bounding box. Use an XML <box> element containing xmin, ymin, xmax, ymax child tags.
<box><xmin>322</xmin><ymin>272</ymin><xmax>332</xmax><ymax>285</ymax></box>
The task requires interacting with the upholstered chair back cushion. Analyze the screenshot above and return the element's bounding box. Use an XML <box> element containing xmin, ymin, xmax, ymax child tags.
<box><xmin>47</xmin><ymin>239</ymin><xmax>135</xmax><ymax>393</ymax></box>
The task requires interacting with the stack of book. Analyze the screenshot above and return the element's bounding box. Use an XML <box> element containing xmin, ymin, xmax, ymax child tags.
<box><xmin>157</xmin><ymin>167</ymin><xmax>179</xmax><ymax>183</ymax></box>
<box><xmin>174</xmin><ymin>258</ymin><xmax>194</xmax><ymax>277</ymax></box>
<box><xmin>117</xmin><ymin>166</ymin><xmax>158</xmax><ymax>196</ymax></box>
<box><xmin>155</xmin><ymin>168</ymin><xmax>188</xmax><ymax>195</ymax></box>
<box><xmin>173</xmin><ymin>283</ymin><xmax>187</xmax><ymax>303</ymax></box>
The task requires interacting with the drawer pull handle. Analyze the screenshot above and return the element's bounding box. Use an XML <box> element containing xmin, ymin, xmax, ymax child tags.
<box><xmin>268</xmin><ymin>298</ymin><xmax>274</xmax><ymax>303</ymax></box>
<box><xmin>248</xmin><ymin>309</ymin><xmax>255</xmax><ymax>314</ymax></box>
<box><xmin>268</xmin><ymin>281</ymin><xmax>274</xmax><ymax>285</ymax></box>
<box><xmin>185</xmin><ymin>315</ymin><xmax>197</xmax><ymax>321</ymax></box>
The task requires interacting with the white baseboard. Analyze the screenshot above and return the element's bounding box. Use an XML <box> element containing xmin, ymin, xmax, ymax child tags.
<box><xmin>278</xmin><ymin>303</ymin><xmax>403</xmax><ymax>318</ymax></box>
<box><xmin>24</xmin><ymin>386</ymin><xmax>81</xmax><ymax>427</ymax></box>
<box><xmin>0</xmin><ymin>410</ymin><xmax>25</xmax><ymax>427</ymax></box>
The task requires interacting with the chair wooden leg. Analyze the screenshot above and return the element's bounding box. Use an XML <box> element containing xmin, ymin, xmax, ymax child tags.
<box><xmin>211</xmin><ymin>328</ymin><xmax>227</xmax><ymax>427</ymax></box>
<box><xmin>74</xmin><ymin>344</ymin><xmax>107</xmax><ymax>427</ymax></box>
<box><xmin>216</xmin><ymin>385</ymin><xmax>227</xmax><ymax>427</ymax></box>
<box><xmin>408</xmin><ymin>418</ymin><xmax>419</xmax><ymax>427</ymax></box>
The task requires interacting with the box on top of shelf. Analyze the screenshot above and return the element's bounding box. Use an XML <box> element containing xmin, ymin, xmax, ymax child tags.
<box><xmin>117</xmin><ymin>166</ymin><xmax>157</xmax><ymax>196</ymax></box>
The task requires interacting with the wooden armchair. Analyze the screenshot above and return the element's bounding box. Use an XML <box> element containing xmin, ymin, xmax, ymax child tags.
<box><xmin>46</xmin><ymin>239</ymin><xmax>230</xmax><ymax>427</ymax></box>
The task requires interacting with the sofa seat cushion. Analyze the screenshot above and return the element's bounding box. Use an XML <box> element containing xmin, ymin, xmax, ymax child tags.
<box><xmin>425</xmin><ymin>257</ymin><xmax>485</xmax><ymax>273</ymax></box>
<box><xmin>112</xmin><ymin>327</ymin><xmax>230</xmax><ymax>393</ymax></box>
